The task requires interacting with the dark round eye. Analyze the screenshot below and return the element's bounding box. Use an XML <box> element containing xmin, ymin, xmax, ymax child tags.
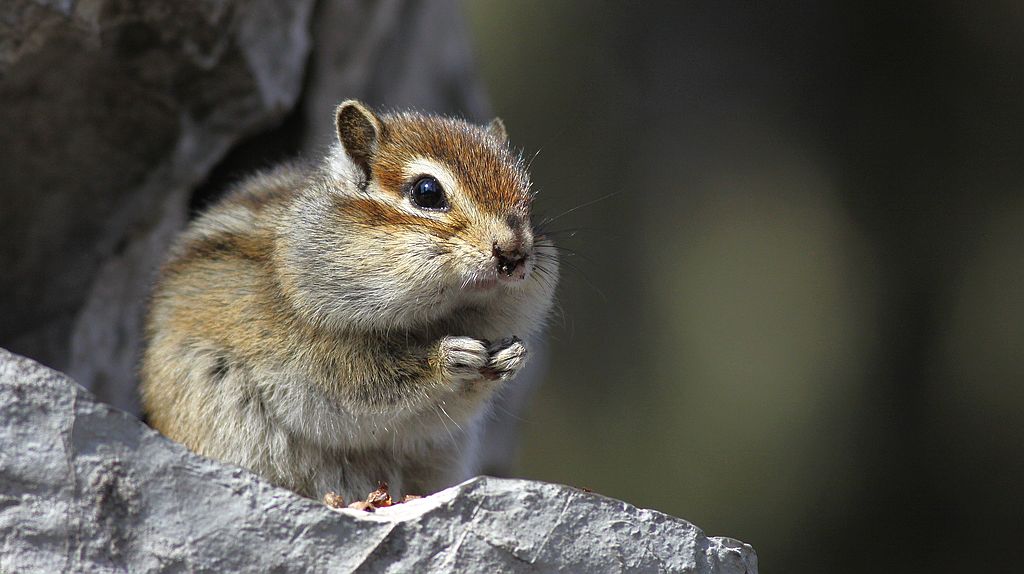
<box><xmin>410</xmin><ymin>176</ymin><xmax>448</xmax><ymax>210</ymax></box>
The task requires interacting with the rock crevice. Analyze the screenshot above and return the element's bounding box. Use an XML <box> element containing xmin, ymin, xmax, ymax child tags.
<box><xmin>0</xmin><ymin>348</ymin><xmax>757</xmax><ymax>573</ymax></box>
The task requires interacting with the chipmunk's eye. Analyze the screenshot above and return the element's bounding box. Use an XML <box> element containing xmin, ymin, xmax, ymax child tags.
<box><xmin>410</xmin><ymin>176</ymin><xmax>448</xmax><ymax>210</ymax></box>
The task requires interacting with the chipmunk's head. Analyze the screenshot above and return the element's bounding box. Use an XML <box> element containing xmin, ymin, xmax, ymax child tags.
<box><xmin>280</xmin><ymin>100</ymin><xmax>558</xmax><ymax>333</ymax></box>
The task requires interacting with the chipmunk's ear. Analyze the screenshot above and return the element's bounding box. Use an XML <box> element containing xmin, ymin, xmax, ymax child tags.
<box><xmin>487</xmin><ymin>117</ymin><xmax>508</xmax><ymax>143</ymax></box>
<box><xmin>336</xmin><ymin>100</ymin><xmax>382</xmax><ymax>180</ymax></box>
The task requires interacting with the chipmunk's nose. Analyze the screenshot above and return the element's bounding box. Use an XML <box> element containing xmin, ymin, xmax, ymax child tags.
<box><xmin>492</xmin><ymin>241</ymin><xmax>527</xmax><ymax>277</ymax></box>
<box><xmin>492</xmin><ymin>214</ymin><xmax>533</xmax><ymax>277</ymax></box>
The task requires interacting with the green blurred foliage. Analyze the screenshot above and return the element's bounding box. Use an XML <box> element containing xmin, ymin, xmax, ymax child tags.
<box><xmin>465</xmin><ymin>2</ymin><xmax>1024</xmax><ymax>572</ymax></box>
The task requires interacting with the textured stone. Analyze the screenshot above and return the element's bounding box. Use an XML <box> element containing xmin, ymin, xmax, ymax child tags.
<box><xmin>299</xmin><ymin>0</ymin><xmax>492</xmax><ymax>151</ymax></box>
<box><xmin>0</xmin><ymin>0</ymin><xmax>315</xmax><ymax>413</ymax></box>
<box><xmin>0</xmin><ymin>347</ymin><xmax>758</xmax><ymax>573</ymax></box>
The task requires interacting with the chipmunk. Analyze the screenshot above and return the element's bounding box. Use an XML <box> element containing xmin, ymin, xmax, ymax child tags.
<box><xmin>140</xmin><ymin>100</ymin><xmax>558</xmax><ymax>502</ymax></box>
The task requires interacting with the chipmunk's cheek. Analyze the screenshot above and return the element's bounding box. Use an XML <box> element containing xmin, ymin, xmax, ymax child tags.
<box><xmin>424</xmin><ymin>242</ymin><xmax>449</xmax><ymax>260</ymax></box>
<box><xmin>464</xmin><ymin>275</ymin><xmax>499</xmax><ymax>292</ymax></box>
<box><xmin>510</xmin><ymin>259</ymin><xmax>532</xmax><ymax>284</ymax></box>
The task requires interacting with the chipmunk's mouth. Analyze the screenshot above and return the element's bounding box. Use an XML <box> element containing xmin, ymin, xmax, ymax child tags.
<box><xmin>497</xmin><ymin>266</ymin><xmax>528</xmax><ymax>284</ymax></box>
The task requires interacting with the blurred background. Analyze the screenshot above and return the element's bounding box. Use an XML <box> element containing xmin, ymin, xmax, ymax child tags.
<box><xmin>465</xmin><ymin>2</ymin><xmax>1024</xmax><ymax>573</ymax></box>
<box><xmin>3</xmin><ymin>1</ymin><xmax>1022</xmax><ymax>572</ymax></box>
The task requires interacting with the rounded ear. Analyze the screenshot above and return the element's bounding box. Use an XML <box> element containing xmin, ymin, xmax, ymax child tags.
<box><xmin>487</xmin><ymin>117</ymin><xmax>508</xmax><ymax>142</ymax></box>
<box><xmin>335</xmin><ymin>100</ymin><xmax>382</xmax><ymax>180</ymax></box>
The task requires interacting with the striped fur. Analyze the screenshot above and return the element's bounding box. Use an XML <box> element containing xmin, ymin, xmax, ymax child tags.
<box><xmin>140</xmin><ymin>102</ymin><xmax>558</xmax><ymax>501</ymax></box>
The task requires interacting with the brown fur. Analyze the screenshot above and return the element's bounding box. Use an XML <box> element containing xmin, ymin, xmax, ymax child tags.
<box><xmin>375</xmin><ymin>113</ymin><xmax>529</xmax><ymax>214</ymax></box>
<box><xmin>140</xmin><ymin>102</ymin><xmax>558</xmax><ymax>501</ymax></box>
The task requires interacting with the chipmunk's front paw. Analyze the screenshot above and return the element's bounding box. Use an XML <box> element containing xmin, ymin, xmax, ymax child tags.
<box><xmin>437</xmin><ymin>336</ymin><xmax>490</xmax><ymax>383</ymax></box>
<box><xmin>481</xmin><ymin>336</ymin><xmax>528</xmax><ymax>381</ymax></box>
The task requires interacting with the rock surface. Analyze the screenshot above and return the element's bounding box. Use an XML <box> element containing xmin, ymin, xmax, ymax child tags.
<box><xmin>0</xmin><ymin>0</ymin><xmax>315</xmax><ymax>413</ymax></box>
<box><xmin>0</xmin><ymin>347</ymin><xmax>758</xmax><ymax>573</ymax></box>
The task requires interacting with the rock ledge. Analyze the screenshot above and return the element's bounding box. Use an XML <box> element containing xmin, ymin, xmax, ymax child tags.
<box><xmin>0</xmin><ymin>348</ymin><xmax>757</xmax><ymax>573</ymax></box>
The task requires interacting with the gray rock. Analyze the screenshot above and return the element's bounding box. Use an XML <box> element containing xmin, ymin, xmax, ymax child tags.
<box><xmin>299</xmin><ymin>0</ymin><xmax>493</xmax><ymax>151</ymax></box>
<box><xmin>0</xmin><ymin>347</ymin><xmax>758</xmax><ymax>573</ymax></box>
<box><xmin>0</xmin><ymin>0</ymin><xmax>315</xmax><ymax>413</ymax></box>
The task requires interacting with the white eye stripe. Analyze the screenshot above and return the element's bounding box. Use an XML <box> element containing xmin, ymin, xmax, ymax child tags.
<box><xmin>404</xmin><ymin>158</ymin><xmax>481</xmax><ymax>219</ymax></box>
<box><xmin>404</xmin><ymin>158</ymin><xmax>457</xmax><ymax>194</ymax></box>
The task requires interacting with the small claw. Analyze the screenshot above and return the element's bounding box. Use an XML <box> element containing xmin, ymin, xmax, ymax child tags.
<box><xmin>482</xmin><ymin>337</ymin><xmax>528</xmax><ymax>381</ymax></box>
<box><xmin>438</xmin><ymin>336</ymin><xmax>490</xmax><ymax>382</ymax></box>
